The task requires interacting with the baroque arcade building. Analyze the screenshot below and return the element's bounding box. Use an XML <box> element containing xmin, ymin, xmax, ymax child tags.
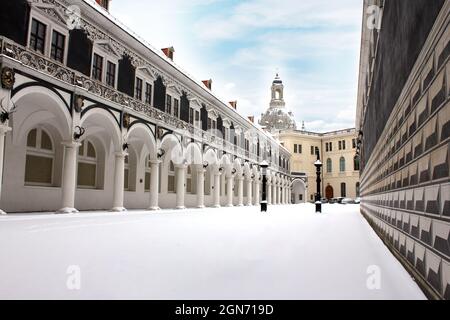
<box><xmin>0</xmin><ymin>0</ymin><xmax>292</xmax><ymax>213</ymax></box>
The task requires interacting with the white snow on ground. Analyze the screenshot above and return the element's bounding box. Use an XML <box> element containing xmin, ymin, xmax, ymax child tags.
<box><xmin>0</xmin><ymin>204</ymin><xmax>425</xmax><ymax>300</ymax></box>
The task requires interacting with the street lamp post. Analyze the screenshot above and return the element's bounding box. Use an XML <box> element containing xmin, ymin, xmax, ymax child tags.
<box><xmin>314</xmin><ymin>151</ymin><xmax>323</xmax><ymax>213</ymax></box>
<box><xmin>260</xmin><ymin>160</ymin><xmax>269</xmax><ymax>212</ymax></box>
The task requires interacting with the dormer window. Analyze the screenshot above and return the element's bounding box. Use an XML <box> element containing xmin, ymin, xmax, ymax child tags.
<box><xmin>96</xmin><ymin>0</ymin><xmax>110</xmax><ymax>10</ymax></box>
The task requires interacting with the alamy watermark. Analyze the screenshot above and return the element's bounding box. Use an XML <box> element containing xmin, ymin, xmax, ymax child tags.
<box><xmin>366</xmin><ymin>5</ymin><xmax>383</xmax><ymax>30</ymax></box>
<box><xmin>66</xmin><ymin>265</ymin><xmax>81</xmax><ymax>290</ymax></box>
<box><xmin>366</xmin><ymin>265</ymin><xmax>381</xmax><ymax>290</ymax></box>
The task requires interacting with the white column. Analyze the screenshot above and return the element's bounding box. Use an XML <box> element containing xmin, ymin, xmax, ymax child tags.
<box><xmin>0</xmin><ymin>126</ymin><xmax>11</xmax><ymax>214</ymax></box>
<box><xmin>246</xmin><ymin>178</ymin><xmax>252</xmax><ymax>206</ymax></box>
<box><xmin>176</xmin><ymin>164</ymin><xmax>187</xmax><ymax>209</ymax></box>
<box><xmin>237</xmin><ymin>176</ymin><xmax>244</xmax><ymax>206</ymax></box>
<box><xmin>272</xmin><ymin>182</ymin><xmax>276</xmax><ymax>205</ymax></box>
<box><xmin>226</xmin><ymin>175</ymin><xmax>233</xmax><ymax>207</ymax></box>
<box><xmin>276</xmin><ymin>183</ymin><xmax>280</xmax><ymax>204</ymax></box>
<box><xmin>197</xmin><ymin>167</ymin><xmax>205</xmax><ymax>208</ymax></box>
<box><xmin>58</xmin><ymin>141</ymin><xmax>81</xmax><ymax>214</ymax></box>
<box><xmin>112</xmin><ymin>151</ymin><xmax>127</xmax><ymax>212</ymax></box>
<box><xmin>148</xmin><ymin>159</ymin><xmax>161</xmax><ymax>210</ymax></box>
<box><xmin>254</xmin><ymin>177</ymin><xmax>260</xmax><ymax>205</ymax></box>
<box><xmin>267</xmin><ymin>182</ymin><xmax>272</xmax><ymax>205</ymax></box>
<box><xmin>213</xmin><ymin>171</ymin><xmax>221</xmax><ymax>208</ymax></box>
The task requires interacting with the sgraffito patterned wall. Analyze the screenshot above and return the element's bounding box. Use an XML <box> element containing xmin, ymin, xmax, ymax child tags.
<box><xmin>360</xmin><ymin>1</ymin><xmax>450</xmax><ymax>299</ymax></box>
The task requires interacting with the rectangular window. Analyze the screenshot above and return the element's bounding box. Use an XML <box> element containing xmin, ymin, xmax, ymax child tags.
<box><xmin>174</xmin><ymin>99</ymin><xmax>179</xmax><ymax>117</ymax></box>
<box><xmin>25</xmin><ymin>155</ymin><xmax>53</xmax><ymax>185</ymax></box>
<box><xmin>329</xmin><ymin>142</ymin><xmax>332</xmax><ymax>152</ymax></box>
<box><xmin>294</xmin><ymin>144</ymin><xmax>297</xmax><ymax>153</ymax></box>
<box><xmin>342</xmin><ymin>140</ymin><xmax>346</xmax><ymax>150</ymax></box>
<box><xmin>352</xmin><ymin>138</ymin><xmax>356</xmax><ymax>149</ymax></box>
<box><xmin>166</xmin><ymin>94</ymin><xmax>172</xmax><ymax>114</ymax></box>
<box><xmin>106</xmin><ymin>61</ymin><xmax>116</xmax><ymax>87</ymax></box>
<box><xmin>189</xmin><ymin>108</ymin><xmax>194</xmax><ymax>124</ymax></box>
<box><xmin>299</xmin><ymin>144</ymin><xmax>302</xmax><ymax>154</ymax></box>
<box><xmin>30</xmin><ymin>19</ymin><xmax>46</xmax><ymax>54</ymax></box>
<box><xmin>92</xmin><ymin>53</ymin><xmax>103</xmax><ymax>81</ymax></box>
<box><xmin>145</xmin><ymin>83</ymin><xmax>152</xmax><ymax>104</ymax></box>
<box><xmin>50</xmin><ymin>30</ymin><xmax>65</xmax><ymax>62</ymax></box>
<box><xmin>195</xmin><ymin>110</ymin><xmax>200</xmax><ymax>124</ymax></box>
<box><xmin>135</xmin><ymin>77</ymin><xmax>143</xmax><ymax>100</ymax></box>
<box><xmin>338</xmin><ymin>141</ymin><xmax>342</xmax><ymax>150</ymax></box>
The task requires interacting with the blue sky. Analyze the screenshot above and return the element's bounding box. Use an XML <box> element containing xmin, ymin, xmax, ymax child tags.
<box><xmin>111</xmin><ymin>0</ymin><xmax>363</xmax><ymax>132</ymax></box>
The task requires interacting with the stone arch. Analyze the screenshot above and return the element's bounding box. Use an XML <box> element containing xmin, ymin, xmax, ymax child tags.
<box><xmin>80</xmin><ymin>107</ymin><xmax>122</xmax><ymax>154</ymax></box>
<box><xmin>126</xmin><ymin>123</ymin><xmax>157</xmax><ymax>161</ymax></box>
<box><xmin>11</xmin><ymin>85</ymin><xmax>72</xmax><ymax>146</ymax></box>
<box><xmin>291</xmin><ymin>178</ymin><xmax>306</xmax><ymax>204</ymax></box>
<box><xmin>184</xmin><ymin>142</ymin><xmax>203</xmax><ymax>166</ymax></box>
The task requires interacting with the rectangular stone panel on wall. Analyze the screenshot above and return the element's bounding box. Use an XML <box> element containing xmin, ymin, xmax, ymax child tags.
<box><xmin>360</xmin><ymin>0</ymin><xmax>449</xmax><ymax>299</ymax></box>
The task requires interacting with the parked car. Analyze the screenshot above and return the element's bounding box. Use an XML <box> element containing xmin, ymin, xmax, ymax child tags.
<box><xmin>320</xmin><ymin>198</ymin><xmax>328</xmax><ymax>203</ymax></box>
<box><xmin>354</xmin><ymin>197</ymin><xmax>361</xmax><ymax>204</ymax></box>
<box><xmin>341</xmin><ymin>198</ymin><xmax>355</xmax><ymax>204</ymax></box>
<box><xmin>335</xmin><ymin>197</ymin><xmax>345</xmax><ymax>204</ymax></box>
<box><xmin>328</xmin><ymin>198</ymin><xmax>337</xmax><ymax>204</ymax></box>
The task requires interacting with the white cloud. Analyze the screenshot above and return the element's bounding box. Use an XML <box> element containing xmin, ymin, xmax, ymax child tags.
<box><xmin>109</xmin><ymin>0</ymin><xmax>362</xmax><ymax>132</ymax></box>
<box><xmin>194</xmin><ymin>0</ymin><xmax>362</xmax><ymax>41</ymax></box>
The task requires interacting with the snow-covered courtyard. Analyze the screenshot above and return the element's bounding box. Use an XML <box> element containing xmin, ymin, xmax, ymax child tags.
<box><xmin>0</xmin><ymin>204</ymin><xmax>425</xmax><ymax>300</ymax></box>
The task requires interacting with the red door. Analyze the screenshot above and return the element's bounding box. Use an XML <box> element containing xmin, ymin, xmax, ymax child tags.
<box><xmin>325</xmin><ymin>185</ymin><xmax>334</xmax><ymax>199</ymax></box>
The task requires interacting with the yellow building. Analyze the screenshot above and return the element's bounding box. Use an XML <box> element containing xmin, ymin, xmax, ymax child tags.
<box><xmin>276</xmin><ymin>129</ymin><xmax>360</xmax><ymax>203</ymax></box>
<box><xmin>259</xmin><ymin>74</ymin><xmax>360</xmax><ymax>203</ymax></box>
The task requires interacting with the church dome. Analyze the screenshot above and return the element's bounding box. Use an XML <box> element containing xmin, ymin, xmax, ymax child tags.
<box><xmin>259</xmin><ymin>74</ymin><xmax>297</xmax><ymax>132</ymax></box>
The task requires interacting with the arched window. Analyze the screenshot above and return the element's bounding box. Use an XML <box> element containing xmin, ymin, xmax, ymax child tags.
<box><xmin>144</xmin><ymin>155</ymin><xmax>151</xmax><ymax>192</ymax></box>
<box><xmin>77</xmin><ymin>140</ymin><xmax>97</xmax><ymax>188</ymax></box>
<box><xmin>339</xmin><ymin>156</ymin><xmax>346</xmax><ymax>172</ymax></box>
<box><xmin>354</xmin><ymin>156</ymin><xmax>360</xmax><ymax>171</ymax></box>
<box><xmin>167</xmin><ymin>161</ymin><xmax>175</xmax><ymax>192</ymax></box>
<box><xmin>25</xmin><ymin>128</ymin><xmax>54</xmax><ymax>186</ymax></box>
<box><xmin>326</xmin><ymin>158</ymin><xmax>332</xmax><ymax>173</ymax></box>
<box><xmin>275</xmin><ymin>90</ymin><xmax>281</xmax><ymax>100</ymax></box>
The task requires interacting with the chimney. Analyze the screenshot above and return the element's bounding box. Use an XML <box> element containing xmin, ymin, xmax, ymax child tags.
<box><xmin>202</xmin><ymin>79</ymin><xmax>212</xmax><ymax>90</ymax></box>
<box><xmin>248</xmin><ymin>116</ymin><xmax>255</xmax><ymax>123</ymax></box>
<box><xmin>229</xmin><ymin>101</ymin><xmax>237</xmax><ymax>110</ymax></box>
<box><xmin>161</xmin><ymin>47</ymin><xmax>175</xmax><ymax>61</ymax></box>
<box><xmin>95</xmin><ymin>0</ymin><xmax>110</xmax><ymax>10</ymax></box>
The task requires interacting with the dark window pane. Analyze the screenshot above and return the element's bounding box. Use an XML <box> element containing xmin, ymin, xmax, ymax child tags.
<box><xmin>30</xmin><ymin>19</ymin><xmax>46</xmax><ymax>54</ymax></box>
<box><xmin>92</xmin><ymin>53</ymin><xmax>103</xmax><ymax>81</ymax></box>
<box><xmin>51</xmin><ymin>31</ymin><xmax>65</xmax><ymax>62</ymax></box>
<box><xmin>106</xmin><ymin>61</ymin><xmax>116</xmax><ymax>87</ymax></box>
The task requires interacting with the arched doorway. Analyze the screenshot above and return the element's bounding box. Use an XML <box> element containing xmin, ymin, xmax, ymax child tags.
<box><xmin>325</xmin><ymin>184</ymin><xmax>334</xmax><ymax>199</ymax></box>
<box><xmin>291</xmin><ymin>179</ymin><xmax>306</xmax><ymax>204</ymax></box>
